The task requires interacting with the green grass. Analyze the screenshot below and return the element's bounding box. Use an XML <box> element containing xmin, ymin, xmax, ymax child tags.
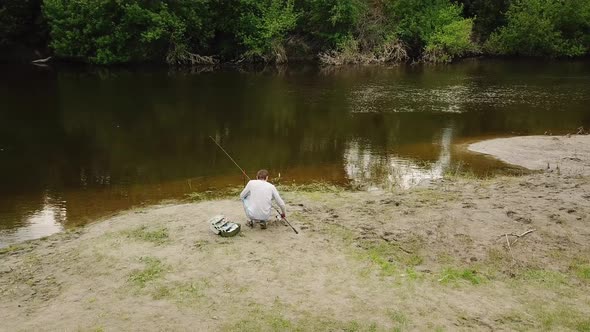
<box><xmin>367</xmin><ymin>245</ymin><xmax>398</xmax><ymax>276</ymax></box>
<box><xmin>575</xmin><ymin>264</ymin><xmax>590</xmax><ymax>280</ymax></box>
<box><xmin>224</xmin><ymin>307</ymin><xmax>381</xmax><ymax>332</ymax></box>
<box><xmin>366</xmin><ymin>237</ymin><xmax>424</xmax><ymax>272</ymax></box>
<box><xmin>123</xmin><ymin>226</ymin><xmax>169</xmax><ymax>245</ymax></box>
<box><xmin>517</xmin><ymin>269</ymin><xmax>569</xmax><ymax>288</ymax></box>
<box><xmin>389</xmin><ymin>311</ymin><xmax>409</xmax><ymax>331</ymax></box>
<box><xmin>152</xmin><ymin>280</ymin><xmax>210</xmax><ymax>304</ymax></box>
<box><xmin>186</xmin><ymin>186</ymin><xmax>242</xmax><ymax>202</ymax></box>
<box><xmin>412</xmin><ymin>188</ymin><xmax>460</xmax><ymax>204</ymax></box>
<box><xmin>323</xmin><ymin>224</ymin><xmax>424</xmax><ymax>278</ymax></box>
<box><xmin>438</xmin><ymin>267</ymin><xmax>485</xmax><ymax>285</ymax></box>
<box><xmin>533</xmin><ymin>306</ymin><xmax>590</xmax><ymax>332</ymax></box>
<box><xmin>128</xmin><ymin>256</ymin><xmax>167</xmax><ymax>288</ymax></box>
<box><xmin>403</xmin><ymin>267</ymin><xmax>422</xmax><ymax>281</ymax></box>
<box><xmin>364</xmin><ymin>242</ymin><xmax>423</xmax><ymax>276</ymax></box>
<box><xmin>0</xmin><ymin>244</ymin><xmax>25</xmax><ymax>255</ymax></box>
<box><xmin>569</xmin><ymin>259</ymin><xmax>590</xmax><ymax>281</ymax></box>
<box><xmin>278</xmin><ymin>181</ymin><xmax>345</xmax><ymax>193</ymax></box>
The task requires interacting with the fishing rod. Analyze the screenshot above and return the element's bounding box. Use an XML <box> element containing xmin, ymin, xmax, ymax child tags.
<box><xmin>209</xmin><ymin>136</ymin><xmax>251</xmax><ymax>182</ymax></box>
<box><xmin>273</xmin><ymin>206</ymin><xmax>299</xmax><ymax>235</ymax></box>
<box><xmin>209</xmin><ymin>136</ymin><xmax>299</xmax><ymax>234</ymax></box>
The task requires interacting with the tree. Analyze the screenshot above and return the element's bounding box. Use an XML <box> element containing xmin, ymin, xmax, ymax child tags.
<box><xmin>0</xmin><ymin>0</ymin><xmax>47</xmax><ymax>56</ymax></box>
<box><xmin>485</xmin><ymin>0</ymin><xmax>590</xmax><ymax>57</ymax></box>
<box><xmin>43</xmin><ymin>0</ymin><xmax>213</xmax><ymax>64</ymax></box>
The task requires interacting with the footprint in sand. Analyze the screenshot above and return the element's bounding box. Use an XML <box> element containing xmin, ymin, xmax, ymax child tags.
<box><xmin>506</xmin><ymin>210</ymin><xmax>532</xmax><ymax>224</ymax></box>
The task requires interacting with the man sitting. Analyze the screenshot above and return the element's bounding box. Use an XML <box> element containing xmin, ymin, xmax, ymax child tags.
<box><xmin>240</xmin><ymin>169</ymin><xmax>286</xmax><ymax>229</ymax></box>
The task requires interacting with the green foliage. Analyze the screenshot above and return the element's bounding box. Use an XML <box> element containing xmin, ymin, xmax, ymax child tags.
<box><xmin>485</xmin><ymin>0</ymin><xmax>590</xmax><ymax>57</ymax></box>
<box><xmin>235</xmin><ymin>0</ymin><xmax>299</xmax><ymax>62</ymax></box>
<box><xmin>4</xmin><ymin>0</ymin><xmax>587</xmax><ymax>63</ymax></box>
<box><xmin>297</xmin><ymin>0</ymin><xmax>367</xmax><ymax>48</ymax></box>
<box><xmin>458</xmin><ymin>0</ymin><xmax>510</xmax><ymax>42</ymax></box>
<box><xmin>0</xmin><ymin>0</ymin><xmax>47</xmax><ymax>52</ymax></box>
<box><xmin>424</xmin><ymin>16</ymin><xmax>476</xmax><ymax>62</ymax></box>
<box><xmin>391</xmin><ymin>0</ymin><xmax>477</xmax><ymax>62</ymax></box>
<box><xmin>43</xmin><ymin>0</ymin><xmax>213</xmax><ymax>64</ymax></box>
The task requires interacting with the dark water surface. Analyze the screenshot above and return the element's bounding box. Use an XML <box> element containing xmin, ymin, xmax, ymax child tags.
<box><xmin>1</xmin><ymin>59</ymin><xmax>590</xmax><ymax>246</ymax></box>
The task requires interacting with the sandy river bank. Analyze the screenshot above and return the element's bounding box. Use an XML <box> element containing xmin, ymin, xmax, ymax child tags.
<box><xmin>1</xmin><ymin>136</ymin><xmax>590</xmax><ymax>331</ymax></box>
<box><xmin>469</xmin><ymin>135</ymin><xmax>590</xmax><ymax>176</ymax></box>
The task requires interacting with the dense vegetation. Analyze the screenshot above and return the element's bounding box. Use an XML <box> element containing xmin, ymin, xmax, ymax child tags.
<box><xmin>0</xmin><ymin>0</ymin><xmax>48</xmax><ymax>60</ymax></box>
<box><xmin>1</xmin><ymin>0</ymin><xmax>589</xmax><ymax>64</ymax></box>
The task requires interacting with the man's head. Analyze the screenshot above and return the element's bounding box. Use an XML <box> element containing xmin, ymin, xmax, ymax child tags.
<box><xmin>256</xmin><ymin>169</ymin><xmax>269</xmax><ymax>181</ymax></box>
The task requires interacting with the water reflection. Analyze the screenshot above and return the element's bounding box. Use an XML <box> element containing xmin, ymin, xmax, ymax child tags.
<box><xmin>345</xmin><ymin>127</ymin><xmax>453</xmax><ymax>189</ymax></box>
<box><xmin>1</xmin><ymin>60</ymin><xmax>590</xmax><ymax>245</ymax></box>
<box><xmin>0</xmin><ymin>193</ymin><xmax>65</xmax><ymax>247</ymax></box>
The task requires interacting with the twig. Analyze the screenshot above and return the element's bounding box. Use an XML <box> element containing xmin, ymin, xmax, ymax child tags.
<box><xmin>511</xmin><ymin>229</ymin><xmax>535</xmax><ymax>245</ymax></box>
<box><xmin>505</xmin><ymin>234</ymin><xmax>514</xmax><ymax>260</ymax></box>
<box><xmin>497</xmin><ymin>229</ymin><xmax>536</xmax><ymax>246</ymax></box>
<box><xmin>518</xmin><ymin>229</ymin><xmax>534</xmax><ymax>237</ymax></box>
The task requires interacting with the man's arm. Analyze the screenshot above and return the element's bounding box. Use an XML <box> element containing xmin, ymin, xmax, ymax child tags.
<box><xmin>272</xmin><ymin>186</ymin><xmax>286</xmax><ymax>215</ymax></box>
<box><xmin>240</xmin><ymin>181</ymin><xmax>251</xmax><ymax>200</ymax></box>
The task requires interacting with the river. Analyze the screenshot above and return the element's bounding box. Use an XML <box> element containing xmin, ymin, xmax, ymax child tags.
<box><xmin>1</xmin><ymin>59</ymin><xmax>589</xmax><ymax>247</ymax></box>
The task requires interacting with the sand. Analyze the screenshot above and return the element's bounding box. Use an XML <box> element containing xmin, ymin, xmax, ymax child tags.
<box><xmin>1</xmin><ymin>136</ymin><xmax>590</xmax><ymax>331</ymax></box>
<box><xmin>469</xmin><ymin>135</ymin><xmax>590</xmax><ymax>176</ymax></box>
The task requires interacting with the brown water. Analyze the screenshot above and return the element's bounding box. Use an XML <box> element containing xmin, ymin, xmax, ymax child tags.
<box><xmin>1</xmin><ymin>59</ymin><xmax>590</xmax><ymax>247</ymax></box>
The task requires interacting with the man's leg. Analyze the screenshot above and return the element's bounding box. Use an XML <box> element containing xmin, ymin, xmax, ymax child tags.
<box><xmin>242</xmin><ymin>199</ymin><xmax>268</xmax><ymax>229</ymax></box>
<box><xmin>242</xmin><ymin>199</ymin><xmax>255</xmax><ymax>228</ymax></box>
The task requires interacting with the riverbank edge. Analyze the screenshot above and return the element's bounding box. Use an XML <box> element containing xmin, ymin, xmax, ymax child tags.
<box><xmin>5</xmin><ymin>53</ymin><xmax>589</xmax><ymax>68</ymax></box>
<box><xmin>468</xmin><ymin>134</ymin><xmax>590</xmax><ymax>176</ymax></box>
<box><xmin>1</xmin><ymin>135</ymin><xmax>590</xmax><ymax>330</ymax></box>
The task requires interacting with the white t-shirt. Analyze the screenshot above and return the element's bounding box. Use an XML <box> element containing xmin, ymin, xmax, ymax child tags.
<box><xmin>240</xmin><ymin>180</ymin><xmax>286</xmax><ymax>221</ymax></box>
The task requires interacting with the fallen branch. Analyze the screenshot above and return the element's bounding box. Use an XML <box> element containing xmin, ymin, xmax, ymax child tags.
<box><xmin>32</xmin><ymin>56</ymin><xmax>52</xmax><ymax>64</ymax></box>
<box><xmin>511</xmin><ymin>229</ymin><xmax>535</xmax><ymax>245</ymax></box>
<box><xmin>505</xmin><ymin>234</ymin><xmax>515</xmax><ymax>260</ymax></box>
<box><xmin>497</xmin><ymin>229</ymin><xmax>536</xmax><ymax>246</ymax></box>
<box><xmin>517</xmin><ymin>229</ymin><xmax>535</xmax><ymax>238</ymax></box>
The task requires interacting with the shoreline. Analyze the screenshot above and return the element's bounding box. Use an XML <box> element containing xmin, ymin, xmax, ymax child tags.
<box><xmin>1</xmin><ymin>136</ymin><xmax>590</xmax><ymax>330</ymax></box>
<box><xmin>469</xmin><ymin>135</ymin><xmax>590</xmax><ymax>176</ymax></box>
<box><xmin>5</xmin><ymin>55</ymin><xmax>590</xmax><ymax>69</ymax></box>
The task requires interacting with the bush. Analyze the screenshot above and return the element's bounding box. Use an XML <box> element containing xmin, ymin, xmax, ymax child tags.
<box><xmin>390</xmin><ymin>0</ymin><xmax>477</xmax><ymax>62</ymax></box>
<box><xmin>43</xmin><ymin>0</ymin><xmax>213</xmax><ymax>64</ymax></box>
<box><xmin>0</xmin><ymin>0</ymin><xmax>47</xmax><ymax>52</ymax></box>
<box><xmin>308</xmin><ymin>0</ymin><xmax>409</xmax><ymax>64</ymax></box>
<box><xmin>424</xmin><ymin>16</ymin><xmax>477</xmax><ymax>63</ymax></box>
<box><xmin>484</xmin><ymin>0</ymin><xmax>590</xmax><ymax>57</ymax></box>
<box><xmin>235</xmin><ymin>0</ymin><xmax>299</xmax><ymax>62</ymax></box>
<box><xmin>29</xmin><ymin>0</ymin><xmax>590</xmax><ymax>64</ymax></box>
<box><xmin>297</xmin><ymin>0</ymin><xmax>367</xmax><ymax>49</ymax></box>
<box><xmin>457</xmin><ymin>0</ymin><xmax>510</xmax><ymax>42</ymax></box>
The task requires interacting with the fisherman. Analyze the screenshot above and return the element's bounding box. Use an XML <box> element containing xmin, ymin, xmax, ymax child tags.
<box><xmin>240</xmin><ymin>169</ymin><xmax>286</xmax><ymax>229</ymax></box>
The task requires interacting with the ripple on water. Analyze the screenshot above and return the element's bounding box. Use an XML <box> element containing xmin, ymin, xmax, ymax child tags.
<box><xmin>350</xmin><ymin>83</ymin><xmax>589</xmax><ymax>114</ymax></box>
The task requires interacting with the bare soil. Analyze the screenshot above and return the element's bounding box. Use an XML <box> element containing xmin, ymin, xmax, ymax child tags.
<box><xmin>469</xmin><ymin>135</ymin><xmax>590</xmax><ymax>176</ymax></box>
<box><xmin>2</xmin><ymin>137</ymin><xmax>590</xmax><ymax>331</ymax></box>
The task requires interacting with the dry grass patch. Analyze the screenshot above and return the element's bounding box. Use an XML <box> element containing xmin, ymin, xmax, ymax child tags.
<box><xmin>128</xmin><ymin>256</ymin><xmax>168</xmax><ymax>288</ymax></box>
<box><xmin>122</xmin><ymin>226</ymin><xmax>169</xmax><ymax>245</ymax></box>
